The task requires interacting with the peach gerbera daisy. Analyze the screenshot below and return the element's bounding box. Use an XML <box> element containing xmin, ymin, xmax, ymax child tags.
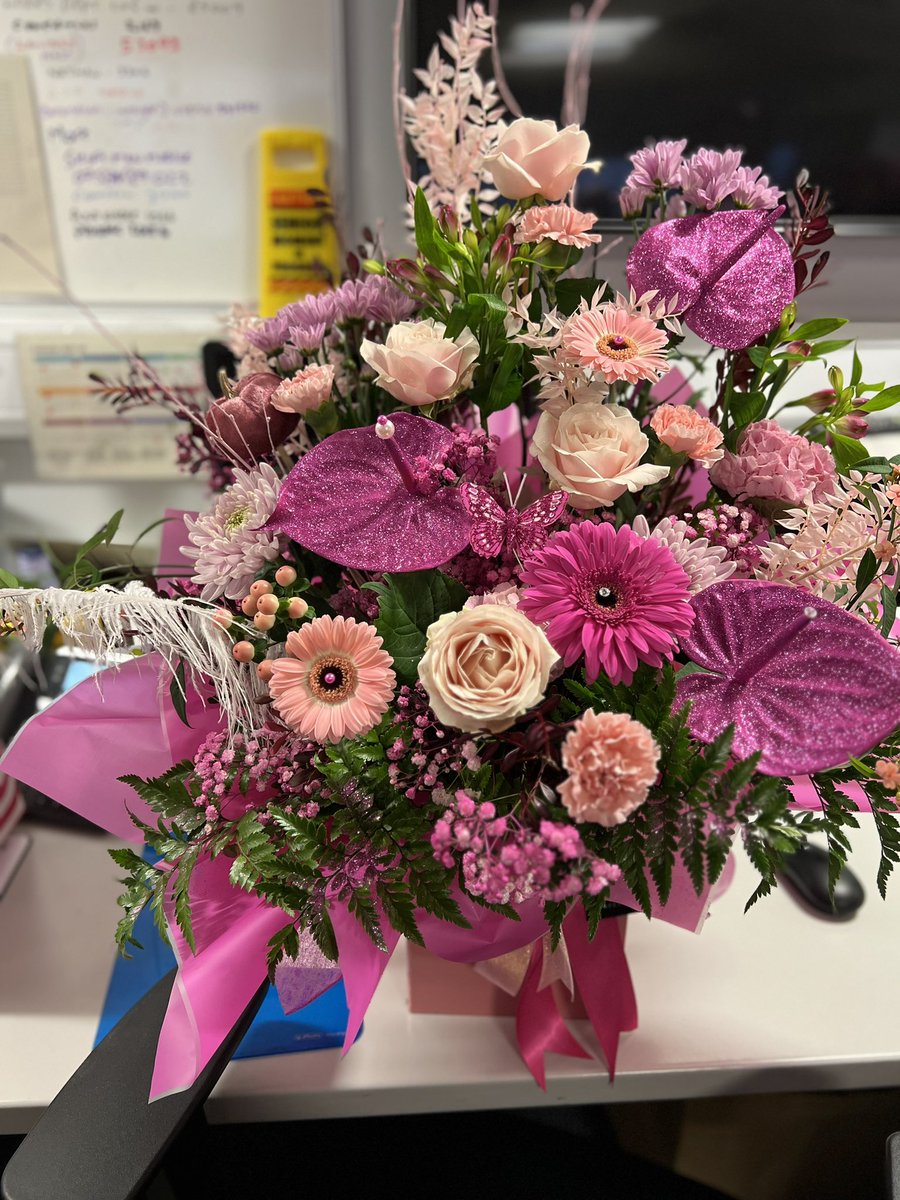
<box><xmin>562</xmin><ymin>302</ymin><xmax>670</xmax><ymax>385</ymax></box>
<box><xmin>268</xmin><ymin>615</ymin><xmax>396</xmax><ymax>743</ymax></box>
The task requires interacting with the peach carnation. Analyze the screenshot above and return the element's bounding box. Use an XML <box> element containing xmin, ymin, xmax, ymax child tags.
<box><xmin>650</xmin><ymin>403</ymin><xmax>724</xmax><ymax>468</ymax></box>
<box><xmin>514</xmin><ymin>204</ymin><xmax>601</xmax><ymax>250</ymax></box>
<box><xmin>270</xmin><ymin>364</ymin><xmax>335</xmax><ymax>415</ymax></box>
<box><xmin>558</xmin><ymin>710</ymin><xmax>659</xmax><ymax>826</ymax></box>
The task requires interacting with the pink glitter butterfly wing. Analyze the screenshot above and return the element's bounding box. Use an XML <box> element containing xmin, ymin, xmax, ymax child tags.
<box><xmin>509</xmin><ymin>490</ymin><xmax>569</xmax><ymax>559</ymax></box>
<box><xmin>461</xmin><ymin>482</ymin><xmax>507</xmax><ymax>558</ymax></box>
<box><xmin>676</xmin><ymin>580</ymin><xmax>900</xmax><ymax>775</ymax></box>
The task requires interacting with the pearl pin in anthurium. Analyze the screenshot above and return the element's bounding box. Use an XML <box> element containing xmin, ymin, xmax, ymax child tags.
<box><xmin>261</xmin><ymin>412</ymin><xmax>472</xmax><ymax>572</ymax></box>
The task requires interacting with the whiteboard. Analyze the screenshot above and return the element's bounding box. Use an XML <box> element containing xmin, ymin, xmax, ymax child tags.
<box><xmin>0</xmin><ymin>0</ymin><xmax>345</xmax><ymax>304</ymax></box>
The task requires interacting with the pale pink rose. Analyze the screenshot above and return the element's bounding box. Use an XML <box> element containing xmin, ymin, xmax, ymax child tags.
<box><xmin>531</xmin><ymin>399</ymin><xmax>669</xmax><ymax>510</ymax></box>
<box><xmin>710</xmin><ymin>419</ymin><xmax>836</xmax><ymax>508</ymax></box>
<box><xmin>484</xmin><ymin>118</ymin><xmax>592</xmax><ymax>202</ymax></box>
<box><xmin>558</xmin><ymin>710</ymin><xmax>659</xmax><ymax>827</ymax></box>
<box><xmin>650</xmin><ymin>403</ymin><xmax>724</xmax><ymax>468</ymax></box>
<box><xmin>270</xmin><ymin>363</ymin><xmax>335</xmax><ymax>415</ymax></box>
<box><xmin>359</xmin><ymin>319</ymin><xmax>479</xmax><ymax>408</ymax></box>
<box><xmin>463</xmin><ymin>582</ymin><xmax>522</xmax><ymax>609</ymax></box>
<box><xmin>418</xmin><ymin>606</ymin><xmax>558</xmax><ymax>734</ymax></box>
<box><xmin>514</xmin><ymin>204</ymin><xmax>601</xmax><ymax>249</ymax></box>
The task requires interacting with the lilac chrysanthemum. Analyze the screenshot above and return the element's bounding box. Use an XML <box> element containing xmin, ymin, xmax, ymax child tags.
<box><xmin>245</xmin><ymin>277</ymin><xmax>417</xmax><ymax>353</ymax></box>
<box><xmin>632</xmin><ymin>515</ymin><xmax>736</xmax><ymax>595</ymax></box>
<box><xmin>519</xmin><ymin>521</ymin><xmax>694</xmax><ymax>685</ymax></box>
<box><xmin>181</xmin><ymin>463</ymin><xmax>283</xmax><ymax>601</ymax></box>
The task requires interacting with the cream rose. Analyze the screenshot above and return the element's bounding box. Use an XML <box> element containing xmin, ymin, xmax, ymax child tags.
<box><xmin>484</xmin><ymin>118</ymin><xmax>593</xmax><ymax>202</ymax></box>
<box><xmin>531</xmin><ymin>399</ymin><xmax>669</xmax><ymax>510</ymax></box>
<box><xmin>418</xmin><ymin>605</ymin><xmax>557</xmax><ymax>734</ymax></box>
<box><xmin>359</xmin><ymin>319</ymin><xmax>479</xmax><ymax>408</ymax></box>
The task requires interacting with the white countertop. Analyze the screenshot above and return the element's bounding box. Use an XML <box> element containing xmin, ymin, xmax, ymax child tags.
<box><xmin>1</xmin><ymin>819</ymin><xmax>899</xmax><ymax>1133</ymax></box>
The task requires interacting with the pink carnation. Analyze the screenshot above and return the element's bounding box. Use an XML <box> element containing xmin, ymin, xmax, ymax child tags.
<box><xmin>558</xmin><ymin>710</ymin><xmax>659</xmax><ymax>826</ymax></box>
<box><xmin>710</xmin><ymin>419</ymin><xmax>836</xmax><ymax>508</ymax></box>
<box><xmin>650</xmin><ymin>403</ymin><xmax>724</xmax><ymax>468</ymax></box>
<box><xmin>514</xmin><ymin>204</ymin><xmax>601</xmax><ymax>249</ymax></box>
<box><xmin>271</xmin><ymin>363</ymin><xmax>335</xmax><ymax>415</ymax></box>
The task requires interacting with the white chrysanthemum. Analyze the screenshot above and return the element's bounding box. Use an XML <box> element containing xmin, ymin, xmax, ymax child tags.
<box><xmin>182</xmin><ymin>463</ymin><xmax>283</xmax><ymax>601</ymax></box>
<box><xmin>633</xmin><ymin>515</ymin><xmax>736</xmax><ymax>595</ymax></box>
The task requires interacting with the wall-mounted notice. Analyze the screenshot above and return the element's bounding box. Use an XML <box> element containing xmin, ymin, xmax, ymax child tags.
<box><xmin>18</xmin><ymin>330</ymin><xmax>207</xmax><ymax>479</ymax></box>
<box><xmin>0</xmin><ymin>55</ymin><xmax>62</xmax><ymax>296</ymax></box>
<box><xmin>0</xmin><ymin>1</ymin><xmax>342</xmax><ymax>303</ymax></box>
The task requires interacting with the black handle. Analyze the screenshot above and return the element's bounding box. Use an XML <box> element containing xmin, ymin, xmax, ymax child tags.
<box><xmin>1</xmin><ymin>969</ymin><xmax>267</xmax><ymax>1200</ymax></box>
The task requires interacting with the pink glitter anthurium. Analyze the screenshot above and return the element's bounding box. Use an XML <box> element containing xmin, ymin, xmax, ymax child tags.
<box><xmin>520</xmin><ymin>521</ymin><xmax>694</xmax><ymax>685</ymax></box>
<box><xmin>261</xmin><ymin>412</ymin><xmax>472</xmax><ymax>573</ymax></box>
<box><xmin>267</xmin><ymin>615</ymin><xmax>396</xmax><ymax>744</ymax></box>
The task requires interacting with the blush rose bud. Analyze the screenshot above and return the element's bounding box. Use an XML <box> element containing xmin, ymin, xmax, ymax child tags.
<box><xmin>483</xmin><ymin>117</ymin><xmax>594</xmax><ymax>202</ymax></box>
<box><xmin>360</xmin><ymin>319</ymin><xmax>479</xmax><ymax>408</ymax></box>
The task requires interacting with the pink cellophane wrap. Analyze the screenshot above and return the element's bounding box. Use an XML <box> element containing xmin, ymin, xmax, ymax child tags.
<box><xmin>0</xmin><ymin>654</ymin><xmax>219</xmax><ymax>843</ymax></box>
<box><xmin>0</xmin><ymin>647</ymin><xmax>731</xmax><ymax>1096</ymax></box>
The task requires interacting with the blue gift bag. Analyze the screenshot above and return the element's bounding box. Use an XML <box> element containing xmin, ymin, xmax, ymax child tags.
<box><xmin>96</xmin><ymin>899</ymin><xmax>351</xmax><ymax>1059</ymax></box>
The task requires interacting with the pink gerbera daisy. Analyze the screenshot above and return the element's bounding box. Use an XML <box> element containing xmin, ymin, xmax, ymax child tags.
<box><xmin>268</xmin><ymin>615</ymin><xmax>396</xmax><ymax>743</ymax></box>
<box><xmin>562</xmin><ymin>303</ymin><xmax>670</xmax><ymax>385</ymax></box>
<box><xmin>519</xmin><ymin>522</ymin><xmax>694</xmax><ymax>685</ymax></box>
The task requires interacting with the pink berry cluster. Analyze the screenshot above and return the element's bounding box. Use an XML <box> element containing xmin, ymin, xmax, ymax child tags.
<box><xmin>387</xmin><ymin>683</ymin><xmax>480</xmax><ymax>802</ymax></box>
<box><xmin>686</xmin><ymin>503</ymin><xmax>767</xmax><ymax>575</ymax></box>
<box><xmin>220</xmin><ymin>565</ymin><xmax>310</xmax><ymax>669</ymax></box>
<box><xmin>431</xmin><ymin>790</ymin><xmax>622</xmax><ymax>906</ymax></box>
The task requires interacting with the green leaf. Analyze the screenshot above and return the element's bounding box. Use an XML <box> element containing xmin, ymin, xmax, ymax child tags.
<box><xmin>881</xmin><ymin>582</ymin><xmax>898</xmax><ymax>637</ymax></box>
<box><xmin>729</xmin><ymin>390</ymin><xmax>767</xmax><ymax>429</ymax></box>
<box><xmin>850</xmin><ymin>456</ymin><xmax>892</xmax><ymax>475</ymax></box>
<box><xmin>861</xmin><ymin>385</ymin><xmax>900</xmax><ymax>413</ymax></box>
<box><xmin>853</xmin><ymin>548</ymin><xmax>879</xmax><ymax>598</ymax></box>
<box><xmin>169</xmin><ymin>661</ymin><xmax>190</xmax><ymax>728</ymax></box>
<box><xmin>830</xmin><ymin>433</ymin><xmax>870</xmax><ymax>473</ymax></box>
<box><xmin>0</xmin><ymin>568</ymin><xmax>19</xmax><ymax>587</ymax></box>
<box><xmin>484</xmin><ymin>341</ymin><xmax>524</xmax><ymax>416</ymax></box>
<box><xmin>369</xmin><ymin>571</ymin><xmax>467</xmax><ymax>683</ymax></box>
<box><xmin>172</xmin><ymin>844</ymin><xmax>200</xmax><ymax>953</ymax></box>
<box><xmin>790</xmin><ymin>317</ymin><xmax>847</xmax><ymax>341</ymax></box>
<box><xmin>850</xmin><ymin>347</ymin><xmax>863</xmax><ymax>389</ymax></box>
<box><xmin>465</xmin><ymin>292</ymin><xmax>508</xmax><ymax>322</ymax></box>
<box><xmin>413</xmin><ymin>187</ymin><xmax>452</xmax><ymax>272</ymax></box>
<box><xmin>554</xmin><ymin>277</ymin><xmax>604</xmax><ymax>316</ymax></box>
<box><xmin>745</xmin><ymin>345</ymin><xmax>771</xmax><ymax>369</ymax></box>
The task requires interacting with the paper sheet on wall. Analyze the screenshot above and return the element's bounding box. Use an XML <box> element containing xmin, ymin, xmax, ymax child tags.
<box><xmin>0</xmin><ymin>56</ymin><xmax>62</xmax><ymax>296</ymax></box>
<box><xmin>0</xmin><ymin>1</ymin><xmax>342</xmax><ymax>303</ymax></box>
<box><xmin>18</xmin><ymin>330</ymin><xmax>207</xmax><ymax>480</ymax></box>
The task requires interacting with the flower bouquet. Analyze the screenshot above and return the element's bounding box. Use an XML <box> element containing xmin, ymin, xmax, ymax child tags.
<box><xmin>4</xmin><ymin>3</ymin><xmax>900</xmax><ymax>1095</ymax></box>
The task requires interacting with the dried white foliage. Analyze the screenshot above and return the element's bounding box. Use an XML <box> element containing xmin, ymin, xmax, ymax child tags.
<box><xmin>0</xmin><ymin>584</ymin><xmax>261</xmax><ymax>733</ymax></box>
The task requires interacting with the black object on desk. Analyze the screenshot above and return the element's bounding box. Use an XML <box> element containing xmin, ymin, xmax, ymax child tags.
<box><xmin>0</xmin><ymin>648</ymin><xmax>101</xmax><ymax>833</ymax></box>
<box><xmin>0</xmin><ymin>970</ymin><xmax>267</xmax><ymax>1200</ymax></box>
<box><xmin>778</xmin><ymin>841</ymin><xmax>865</xmax><ymax>920</ymax></box>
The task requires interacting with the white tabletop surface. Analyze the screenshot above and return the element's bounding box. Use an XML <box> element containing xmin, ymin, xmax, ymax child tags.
<box><xmin>1</xmin><ymin>818</ymin><xmax>899</xmax><ymax>1133</ymax></box>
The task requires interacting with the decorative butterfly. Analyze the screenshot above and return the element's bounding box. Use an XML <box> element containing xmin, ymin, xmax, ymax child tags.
<box><xmin>461</xmin><ymin>482</ymin><xmax>568</xmax><ymax>560</ymax></box>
